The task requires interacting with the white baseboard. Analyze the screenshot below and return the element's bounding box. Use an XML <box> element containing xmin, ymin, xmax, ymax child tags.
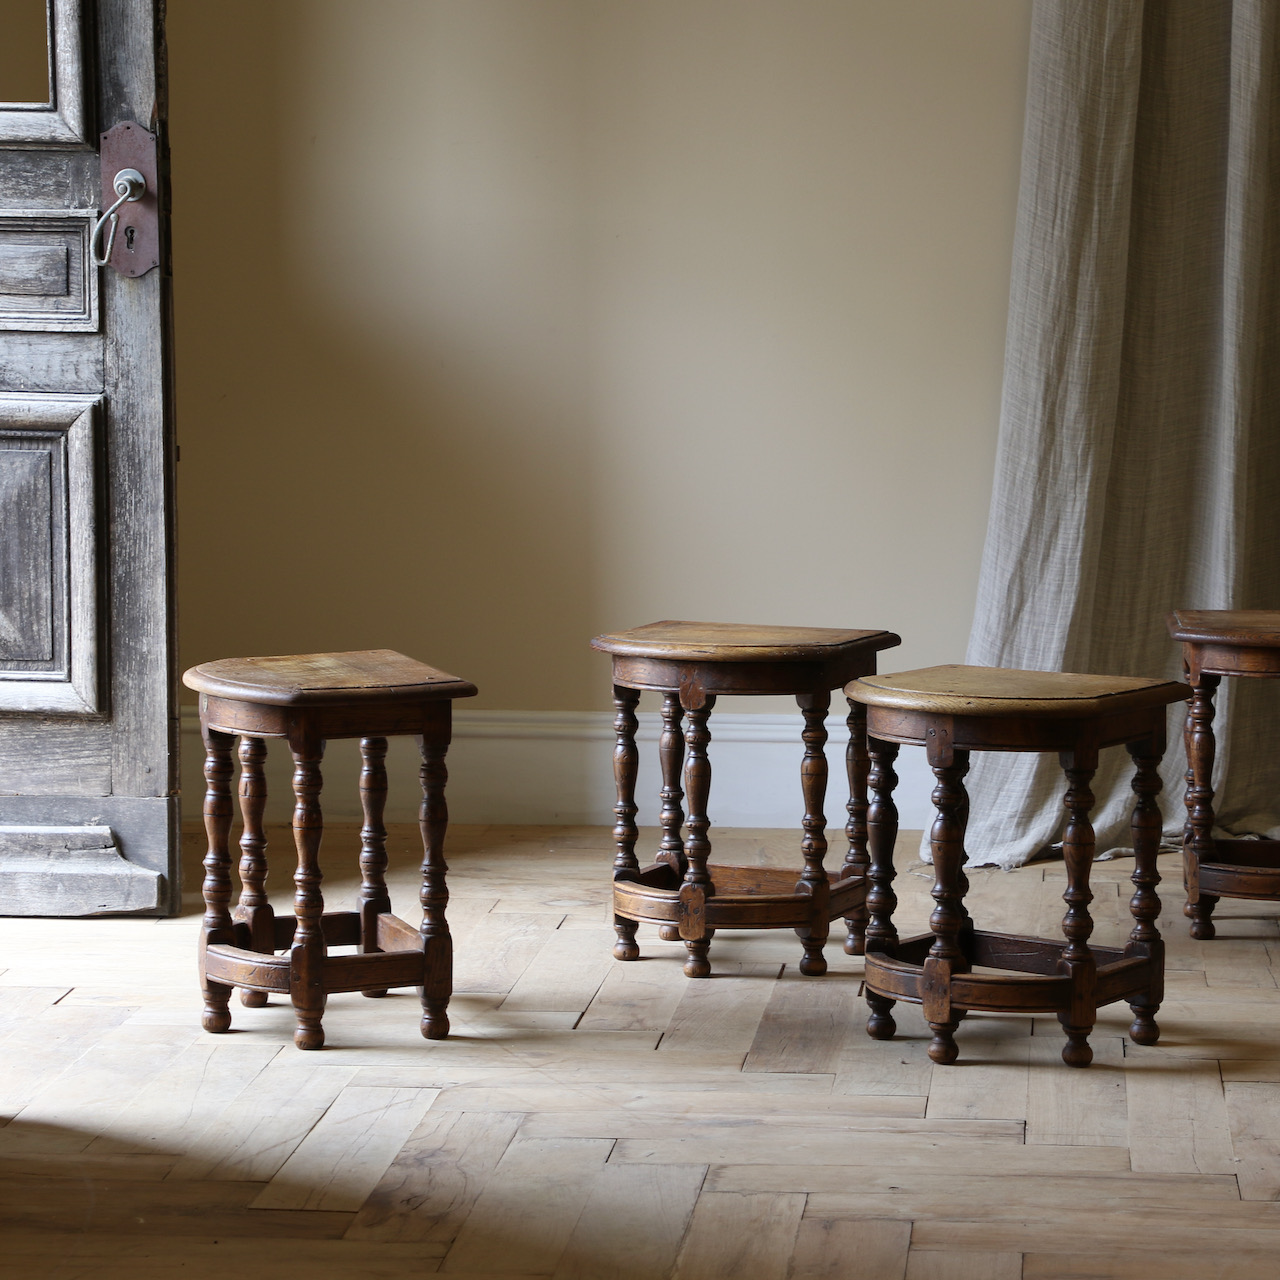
<box><xmin>179</xmin><ymin>707</ymin><xmax>935</xmax><ymax>828</ymax></box>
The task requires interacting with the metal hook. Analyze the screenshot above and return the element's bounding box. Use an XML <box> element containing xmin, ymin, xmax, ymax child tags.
<box><xmin>90</xmin><ymin>168</ymin><xmax>146</xmax><ymax>267</ymax></box>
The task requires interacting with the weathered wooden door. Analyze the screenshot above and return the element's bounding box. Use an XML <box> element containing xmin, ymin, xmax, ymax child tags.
<box><xmin>0</xmin><ymin>0</ymin><xmax>176</xmax><ymax>914</ymax></box>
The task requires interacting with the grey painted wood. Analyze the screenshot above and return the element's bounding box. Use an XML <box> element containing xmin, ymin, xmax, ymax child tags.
<box><xmin>0</xmin><ymin>0</ymin><xmax>177</xmax><ymax>915</ymax></box>
<box><xmin>0</xmin><ymin>794</ymin><xmax>175</xmax><ymax>887</ymax></box>
<box><xmin>0</xmin><ymin>149</ymin><xmax>98</xmax><ymax>209</ymax></box>
<box><xmin>0</xmin><ymin>719</ymin><xmax>111</xmax><ymax>794</ymax></box>
<box><xmin>0</xmin><ymin>332</ymin><xmax>104</xmax><ymax>391</ymax></box>
<box><xmin>0</xmin><ymin>396</ymin><xmax>99</xmax><ymax>712</ymax></box>
<box><xmin>0</xmin><ymin>211</ymin><xmax>97</xmax><ymax>331</ymax></box>
<box><xmin>0</xmin><ymin>823</ymin><xmax>161</xmax><ymax>914</ymax></box>
<box><xmin>0</xmin><ymin>449</ymin><xmax>54</xmax><ymax>661</ymax></box>
<box><xmin>0</xmin><ymin>243</ymin><xmax>68</xmax><ymax>293</ymax></box>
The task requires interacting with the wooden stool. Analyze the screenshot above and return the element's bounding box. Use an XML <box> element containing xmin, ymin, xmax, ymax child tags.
<box><xmin>590</xmin><ymin>621</ymin><xmax>901</xmax><ymax>977</ymax></box>
<box><xmin>1168</xmin><ymin>610</ymin><xmax>1280</xmax><ymax>939</ymax></box>
<box><xmin>845</xmin><ymin>665</ymin><xmax>1189</xmax><ymax>1067</ymax></box>
<box><xmin>182</xmin><ymin>649</ymin><xmax>477</xmax><ymax>1050</ymax></box>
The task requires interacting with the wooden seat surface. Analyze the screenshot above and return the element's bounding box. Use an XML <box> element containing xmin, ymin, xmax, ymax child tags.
<box><xmin>1167</xmin><ymin>609</ymin><xmax>1280</xmax><ymax>647</ymax></box>
<box><xmin>182</xmin><ymin>648</ymin><xmax>477</xmax><ymax>706</ymax></box>
<box><xmin>591</xmin><ymin>620</ymin><xmax>900</xmax><ymax>662</ymax></box>
<box><xmin>848</xmin><ymin>664</ymin><xmax>1187</xmax><ymax>718</ymax></box>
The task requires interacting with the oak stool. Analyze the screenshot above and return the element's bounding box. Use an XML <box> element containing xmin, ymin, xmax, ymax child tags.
<box><xmin>183</xmin><ymin>649</ymin><xmax>477</xmax><ymax>1050</ymax></box>
<box><xmin>1168</xmin><ymin>610</ymin><xmax>1280</xmax><ymax>939</ymax></box>
<box><xmin>591</xmin><ymin>621</ymin><xmax>901</xmax><ymax>977</ymax></box>
<box><xmin>845</xmin><ymin>665</ymin><xmax>1189</xmax><ymax>1067</ymax></box>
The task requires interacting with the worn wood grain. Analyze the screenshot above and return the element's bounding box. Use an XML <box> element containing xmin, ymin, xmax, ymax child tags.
<box><xmin>346</xmin><ymin>1109</ymin><xmax>522</xmax><ymax>1243</ymax></box>
<box><xmin>790</xmin><ymin>1218</ymin><xmax>910</xmax><ymax>1280</ymax></box>
<box><xmin>249</xmin><ymin>1085</ymin><xmax>437</xmax><ymax>1211</ymax></box>
<box><xmin>670</xmin><ymin>1191</ymin><xmax>806</xmax><ymax>1280</ymax></box>
<box><xmin>437</xmin><ymin>1135</ymin><xmax>613</xmax><ymax>1274</ymax></box>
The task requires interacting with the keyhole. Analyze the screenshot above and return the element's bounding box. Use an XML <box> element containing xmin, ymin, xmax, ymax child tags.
<box><xmin>125</xmin><ymin>225</ymin><xmax>136</xmax><ymax>251</ymax></box>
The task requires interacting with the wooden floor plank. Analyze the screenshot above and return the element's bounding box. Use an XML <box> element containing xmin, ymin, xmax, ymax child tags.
<box><xmin>0</xmin><ymin>1231</ymin><xmax>444</xmax><ymax>1279</ymax></box>
<box><xmin>86</xmin><ymin>1040</ymin><xmax>281</xmax><ymax>1156</ymax></box>
<box><xmin>346</xmin><ymin>1109</ymin><xmax>523</xmax><ymax>1243</ymax></box>
<box><xmin>250</xmin><ymin>1085</ymin><xmax>438</xmax><ymax>1211</ymax></box>
<box><xmin>437</xmin><ymin>1135</ymin><xmax>613</xmax><ymax>1274</ymax></box>
<box><xmin>168</xmin><ymin>1064</ymin><xmax>359</xmax><ymax>1182</ymax></box>
<box><xmin>552</xmin><ymin>1161</ymin><xmax>707</xmax><ymax>1280</ymax></box>
<box><xmin>743</xmin><ymin>967</ymin><xmax>860</xmax><ymax>1075</ymax></box>
<box><xmin>1025</xmin><ymin>1030</ymin><xmax>1127</xmax><ymax>1146</ymax></box>
<box><xmin>499</xmin><ymin>925</ymin><xmax>616</xmax><ymax>1014</ymax></box>
<box><xmin>1024</xmin><ymin>1251</ymin><xmax>1280</xmax><ymax>1280</ymax></box>
<box><xmin>579</xmin><ymin>956</ymin><xmax>728</xmax><ymax>1032</ymax></box>
<box><xmin>1123</xmin><ymin>1048</ymin><xmax>1235</xmax><ymax>1174</ymax></box>
<box><xmin>911</xmin><ymin>1214</ymin><xmax>1280</xmax><ymax>1255</ymax></box>
<box><xmin>924</xmin><ymin>1016</ymin><xmax>1031</xmax><ymax>1122</ymax></box>
<box><xmin>1225</xmin><ymin>1080</ymin><xmax>1280</xmax><ymax>1200</ymax></box>
<box><xmin>905</xmin><ymin>1250</ymin><xmax>1023</xmax><ymax>1280</ymax></box>
<box><xmin>670</xmin><ymin>1191</ymin><xmax>806</xmax><ymax>1280</ymax></box>
<box><xmin>450</xmin><ymin>905</ymin><xmax>555</xmax><ymax>995</ymax></box>
<box><xmin>790</xmin><ymin>1218</ymin><xmax>910</xmax><ymax>1280</ymax></box>
<box><xmin>658</xmin><ymin>963</ymin><xmax>786</xmax><ymax>1056</ymax></box>
<box><xmin>803</xmin><ymin>1169</ymin><xmax>1238</xmax><ymax>1221</ymax></box>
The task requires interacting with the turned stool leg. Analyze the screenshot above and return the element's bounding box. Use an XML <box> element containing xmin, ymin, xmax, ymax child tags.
<box><xmin>1126</xmin><ymin>740</ymin><xmax>1165</xmax><ymax>1045</ymax></box>
<box><xmin>679</xmin><ymin>695</ymin><xmax>717</xmax><ymax>978</ymax></box>
<box><xmin>418</xmin><ymin>728</ymin><xmax>453</xmax><ymax>1039</ymax></box>
<box><xmin>795</xmin><ymin>691</ymin><xmax>832</xmax><ymax>976</ymax></box>
<box><xmin>922</xmin><ymin>749</ymin><xmax>971</xmax><ymax>1065</ymax></box>
<box><xmin>1183</xmin><ymin>674</ymin><xmax>1221</xmax><ymax>939</ymax></box>
<box><xmin>359</xmin><ymin>737</ymin><xmax>392</xmax><ymax>997</ymax></box>
<box><xmin>842</xmin><ymin>699</ymin><xmax>871</xmax><ymax>956</ymax></box>
<box><xmin>199</xmin><ymin>727</ymin><xmax>236</xmax><ymax>1034</ymax></box>
<box><xmin>864</xmin><ymin>738</ymin><xmax>901</xmax><ymax>1040</ymax></box>
<box><xmin>236</xmin><ymin>736</ymin><xmax>272</xmax><ymax>1008</ymax></box>
<box><xmin>1057</xmin><ymin>748</ymin><xmax>1099</xmax><ymax>1067</ymax></box>
<box><xmin>656</xmin><ymin>692</ymin><xmax>688</xmax><ymax>942</ymax></box>
<box><xmin>610</xmin><ymin>686</ymin><xmax>643</xmax><ymax>961</ymax></box>
<box><xmin>288</xmin><ymin>733</ymin><xmax>328</xmax><ymax>1050</ymax></box>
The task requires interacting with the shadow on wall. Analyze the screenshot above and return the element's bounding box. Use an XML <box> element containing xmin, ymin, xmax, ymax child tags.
<box><xmin>171</xmin><ymin>1</ymin><xmax>596</xmax><ymax>712</ymax></box>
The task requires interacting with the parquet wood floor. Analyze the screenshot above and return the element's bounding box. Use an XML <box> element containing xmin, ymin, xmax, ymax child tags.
<box><xmin>1</xmin><ymin>824</ymin><xmax>1278</xmax><ymax>1278</ymax></box>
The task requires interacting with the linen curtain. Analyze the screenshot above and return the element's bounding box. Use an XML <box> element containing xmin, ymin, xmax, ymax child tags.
<box><xmin>957</xmin><ymin>0</ymin><xmax>1280</xmax><ymax>869</ymax></box>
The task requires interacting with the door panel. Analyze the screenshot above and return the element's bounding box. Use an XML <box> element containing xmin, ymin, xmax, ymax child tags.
<box><xmin>0</xmin><ymin>211</ymin><xmax>97</xmax><ymax>330</ymax></box>
<box><xmin>0</xmin><ymin>394</ymin><xmax>99</xmax><ymax>712</ymax></box>
<box><xmin>0</xmin><ymin>0</ymin><xmax>176</xmax><ymax>915</ymax></box>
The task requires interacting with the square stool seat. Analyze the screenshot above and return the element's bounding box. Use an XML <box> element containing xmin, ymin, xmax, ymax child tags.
<box><xmin>183</xmin><ymin>649</ymin><xmax>476</xmax><ymax>1050</ymax></box>
<box><xmin>847</xmin><ymin>664</ymin><xmax>1189</xmax><ymax>1067</ymax></box>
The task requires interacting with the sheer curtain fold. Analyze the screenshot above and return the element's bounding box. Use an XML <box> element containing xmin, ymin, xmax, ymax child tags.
<box><xmin>957</xmin><ymin>0</ymin><xmax>1280</xmax><ymax>869</ymax></box>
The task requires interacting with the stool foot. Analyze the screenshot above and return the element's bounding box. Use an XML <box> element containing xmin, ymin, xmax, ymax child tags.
<box><xmin>202</xmin><ymin>981</ymin><xmax>232</xmax><ymax>1033</ymax></box>
<box><xmin>658</xmin><ymin>923</ymin><xmax>682</xmax><ymax>942</ymax></box>
<box><xmin>797</xmin><ymin>930</ymin><xmax>828</xmax><ymax>976</ymax></box>
<box><xmin>294</xmin><ymin>1024</ymin><xmax>325</xmax><ymax>1051</ymax></box>
<box><xmin>240</xmin><ymin>989</ymin><xmax>268</xmax><ymax>1008</ymax></box>
<box><xmin>421</xmin><ymin>1004</ymin><xmax>450</xmax><ymax>1040</ymax></box>
<box><xmin>843</xmin><ymin>917</ymin><xmax>866</xmax><ymax>956</ymax></box>
<box><xmin>927</xmin><ymin>1020</ymin><xmax>960</xmax><ymax>1065</ymax></box>
<box><xmin>1128</xmin><ymin>1002</ymin><xmax>1161</xmax><ymax>1046</ymax></box>
<box><xmin>363</xmin><ymin>988</ymin><xmax>389</xmax><ymax>999</ymax></box>
<box><xmin>1060</xmin><ymin>1026</ymin><xmax>1094</xmax><ymax>1067</ymax></box>
<box><xmin>683</xmin><ymin>937</ymin><xmax>712</xmax><ymax>978</ymax></box>
<box><xmin>1186</xmin><ymin>893</ymin><xmax>1218</xmax><ymax>940</ymax></box>
<box><xmin>613</xmin><ymin>916</ymin><xmax>640</xmax><ymax>961</ymax></box>
<box><xmin>865</xmin><ymin>991</ymin><xmax>897</xmax><ymax>1040</ymax></box>
<box><xmin>202</xmin><ymin>1007</ymin><xmax>232</xmax><ymax>1034</ymax></box>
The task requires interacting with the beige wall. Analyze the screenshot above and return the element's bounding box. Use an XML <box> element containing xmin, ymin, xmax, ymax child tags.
<box><xmin>168</xmin><ymin>0</ymin><xmax>1029</xmax><ymax>712</ymax></box>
